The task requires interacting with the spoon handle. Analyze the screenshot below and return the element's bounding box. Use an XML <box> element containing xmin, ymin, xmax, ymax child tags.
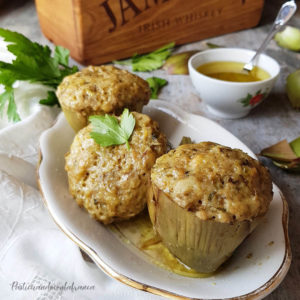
<box><xmin>244</xmin><ymin>0</ymin><xmax>297</xmax><ymax>72</ymax></box>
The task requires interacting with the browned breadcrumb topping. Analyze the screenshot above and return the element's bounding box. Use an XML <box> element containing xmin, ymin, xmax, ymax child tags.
<box><xmin>57</xmin><ymin>65</ymin><xmax>150</xmax><ymax>115</ymax></box>
<box><xmin>151</xmin><ymin>142</ymin><xmax>273</xmax><ymax>223</ymax></box>
<box><xmin>65</xmin><ymin>112</ymin><xmax>167</xmax><ymax>224</ymax></box>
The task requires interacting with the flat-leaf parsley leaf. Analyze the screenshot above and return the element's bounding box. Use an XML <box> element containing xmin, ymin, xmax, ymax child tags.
<box><xmin>39</xmin><ymin>91</ymin><xmax>60</xmax><ymax>106</ymax></box>
<box><xmin>89</xmin><ymin>109</ymin><xmax>135</xmax><ymax>149</ymax></box>
<box><xmin>146</xmin><ymin>77</ymin><xmax>168</xmax><ymax>99</ymax></box>
<box><xmin>114</xmin><ymin>42</ymin><xmax>175</xmax><ymax>72</ymax></box>
<box><xmin>0</xmin><ymin>28</ymin><xmax>78</xmax><ymax>121</ymax></box>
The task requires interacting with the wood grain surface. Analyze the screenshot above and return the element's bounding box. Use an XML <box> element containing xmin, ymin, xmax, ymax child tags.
<box><xmin>0</xmin><ymin>0</ymin><xmax>299</xmax><ymax>299</ymax></box>
<box><xmin>35</xmin><ymin>0</ymin><xmax>264</xmax><ymax>64</ymax></box>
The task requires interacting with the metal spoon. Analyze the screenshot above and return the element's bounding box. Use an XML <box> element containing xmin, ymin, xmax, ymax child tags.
<box><xmin>243</xmin><ymin>0</ymin><xmax>297</xmax><ymax>72</ymax></box>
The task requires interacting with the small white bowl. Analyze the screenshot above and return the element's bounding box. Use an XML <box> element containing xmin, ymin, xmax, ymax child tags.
<box><xmin>188</xmin><ymin>48</ymin><xmax>280</xmax><ymax>119</ymax></box>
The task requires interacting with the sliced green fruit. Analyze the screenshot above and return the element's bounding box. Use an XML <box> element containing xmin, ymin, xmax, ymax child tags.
<box><xmin>286</xmin><ymin>69</ymin><xmax>300</xmax><ymax>109</ymax></box>
<box><xmin>290</xmin><ymin>136</ymin><xmax>300</xmax><ymax>156</ymax></box>
<box><xmin>274</xmin><ymin>26</ymin><xmax>300</xmax><ymax>51</ymax></box>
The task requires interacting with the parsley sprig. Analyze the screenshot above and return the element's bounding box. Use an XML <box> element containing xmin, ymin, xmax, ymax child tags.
<box><xmin>89</xmin><ymin>109</ymin><xmax>135</xmax><ymax>149</ymax></box>
<box><xmin>0</xmin><ymin>28</ymin><xmax>78</xmax><ymax>121</ymax></box>
<box><xmin>146</xmin><ymin>77</ymin><xmax>168</xmax><ymax>99</ymax></box>
<box><xmin>114</xmin><ymin>42</ymin><xmax>175</xmax><ymax>72</ymax></box>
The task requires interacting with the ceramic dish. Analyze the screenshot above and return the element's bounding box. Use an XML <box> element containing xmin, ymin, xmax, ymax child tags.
<box><xmin>38</xmin><ymin>100</ymin><xmax>291</xmax><ymax>300</ymax></box>
<box><xmin>188</xmin><ymin>48</ymin><xmax>280</xmax><ymax>119</ymax></box>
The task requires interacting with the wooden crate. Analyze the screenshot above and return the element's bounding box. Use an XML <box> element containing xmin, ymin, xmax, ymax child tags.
<box><xmin>35</xmin><ymin>0</ymin><xmax>264</xmax><ymax>65</ymax></box>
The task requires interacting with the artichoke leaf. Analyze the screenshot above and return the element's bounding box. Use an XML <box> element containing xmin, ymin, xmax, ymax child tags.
<box><xmin>163</xmin><ymin>51</ymin><xmax>198</xmax><ymax>75</ymax></box>
<box><xmin>179</xmin><ymin>136</ymin><xmax>194</xmax><ymax>145</ymax></box>
<box><xmin>260</xmin><ymin>139</ymin><xmax>298</xmax><ymax>162</ymax></box>
<box><xmin>273</xmin><ymin>158</ymin><xmax>300</xmax><ymax>172</ymax></box>
<box><xmin>149</xmin><ymin>185</ymin><xmax>258</xmax><ymax>273</ymax></box>
<box><xmin>259</xmin><ymin>137</ymin><xmax>300</xmax><ymax>172</ymax></box>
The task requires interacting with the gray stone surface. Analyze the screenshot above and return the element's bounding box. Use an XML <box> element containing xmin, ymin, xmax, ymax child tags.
<box><xmin>0</xmin><ymin>0</ymin><xmax>299</xmax><ymax>299</ymax></box>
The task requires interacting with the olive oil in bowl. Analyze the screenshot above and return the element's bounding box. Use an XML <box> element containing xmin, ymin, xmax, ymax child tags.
<box><xmin>197</xmin><ymin>61</ymin><xmax>270</xmax><ymax>82</ymax></box>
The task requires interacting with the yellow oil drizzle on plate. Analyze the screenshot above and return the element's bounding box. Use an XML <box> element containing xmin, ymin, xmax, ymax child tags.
<box><xmin>110</xmin><ymin>210</ymin><xmax>213</xmax><ymax>278</ymax></box>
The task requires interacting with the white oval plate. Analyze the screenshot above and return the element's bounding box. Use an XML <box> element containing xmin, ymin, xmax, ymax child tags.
<box><xmin>38</xmin><ymin>100</ymin><xmax>291</xmax><ymax>300</ymax></box>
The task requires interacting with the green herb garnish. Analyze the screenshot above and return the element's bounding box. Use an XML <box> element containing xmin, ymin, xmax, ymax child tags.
<box><xmin>0</xmin><ymin>28</ymin><xmax>78</xmax><ymax>121</ymax></box>
<box><xmin>89</xmin><ymin>109</ymin><xmax>135</xmax><ymax>149</ymax></box>
<box><xmin>146</xmin><ymin>77</ymin><xmax>168</xmax><ymax>99</ymax></box>
<box><xmin>39</xmin><ymin>91</ymin><xmax>60</xmax><ymax>106</ymax></box>
<box><xmin>0</xmin><ymin>86</ymin><xmax>19</xmax><ymax>122</ymax></box>
<box><xmin>114</xmin><ymin>42</ymin><xmax>175</xmax><ymax>72</ymax></box>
